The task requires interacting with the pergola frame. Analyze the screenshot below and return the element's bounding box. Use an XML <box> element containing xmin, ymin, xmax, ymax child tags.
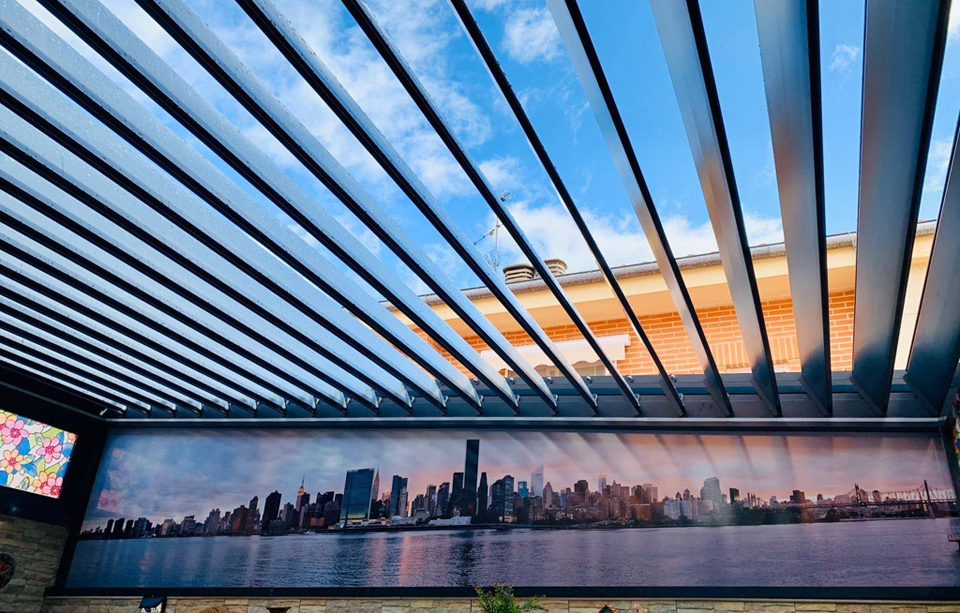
<box><xmin>0</xmin><ymin>0</ymin><xmax>955</xmax><ymax>425</ymax></box>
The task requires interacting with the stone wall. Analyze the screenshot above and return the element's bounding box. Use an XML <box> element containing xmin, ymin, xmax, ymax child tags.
<box><xmin>38</xmin><ymin>598</ymin><xmax>960</xmax><ymax>613</ymax></box>
<box><xmin>0</xmin><ymin>513</ymin><xmax>68</xmax><ymax>613</ymax></box>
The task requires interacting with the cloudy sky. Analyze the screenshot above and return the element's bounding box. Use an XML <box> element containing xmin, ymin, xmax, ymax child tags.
<box><xmin>82</xmin><ymin>428</ymin><xmax>951</xmax><ymax>530</ymax></box>
<box><xmin>15</xmin><ymin>0</ymin><xmax>960</xmax><ymax>296</ymax></box>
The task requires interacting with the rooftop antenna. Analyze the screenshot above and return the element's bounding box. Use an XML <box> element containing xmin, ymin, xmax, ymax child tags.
<box><xmin>474</xmin><ymin>192</ymin><xmax>511</xmax><ymax>269</ymax></box>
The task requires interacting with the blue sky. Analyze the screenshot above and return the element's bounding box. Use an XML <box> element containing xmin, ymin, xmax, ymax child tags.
<box><xmin>16</xmin><ymin>0</ymin><xmax>960</xmax><ymax>295</ymax></box>
<box><xmin>83</xmin><ymin>428</ymin><xmax>949</xmax><ymax>530</ymax></box>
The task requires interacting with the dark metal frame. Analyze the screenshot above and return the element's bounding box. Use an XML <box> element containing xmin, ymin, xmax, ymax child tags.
<box><xmin>0</xmin><ymin>0</ymin><xmax>952</xmax><ymax>425</ymax></box>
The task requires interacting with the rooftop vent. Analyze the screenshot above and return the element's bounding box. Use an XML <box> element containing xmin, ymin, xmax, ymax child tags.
<box><xmin>503</xmin><ymin>263</ymin><xmax>535</xmax><ymax>283</ymax></box>
<box><xmin>545</xmin><ymin>258</ymin><xmax>567</xmax><ymax>276</ymax></box>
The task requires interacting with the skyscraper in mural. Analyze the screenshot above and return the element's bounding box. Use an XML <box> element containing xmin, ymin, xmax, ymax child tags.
<box><xmin>531</xmin><ymin>465</ymin><xmax>544</xmax><ymax>499</ymax></box>
<box><xmin>389</xmin><ymin>475</ymin><xmax>408</xmax><ymax>518</ymax></box>
<box><xmin>340</xmin><ymin>468</ymin><xmax>376</xmax><ymax>523</ymax></box>
<box><xmin>451</xmin><ymin>472</ymin><xmax>464</xmax><ymax>515</ymax></box>
<box><xmin>477</xmin><ymin>471</ymin><xmax>488</xmax><ymax>518</ymax></box>
<box><xmin>262</xmin><ymin>490</ymin><xmax>281</xmax><ymax>533</ymax></box>
<box><xmin>462</xmin><ymin>439</ymin><xmax>480</xmax><ymax>516</ymax></box>
<box><xmin>294</xmin><ymin>478</ymin><xmax>306</xmax><ymax>511</ymax></box>
<box><xmin>701</xmin><ymin>477</ymin><xmax>722</xmax><ymax>507</ymax></box>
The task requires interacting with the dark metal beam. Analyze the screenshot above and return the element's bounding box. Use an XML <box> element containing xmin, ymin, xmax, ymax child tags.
<box><xmin>0</xmin><ymin>321</ymin><xmax>193</xmax><ymax>415</ymax></box>
<box><xmin>235</xmin><ymin>0</ymin><xmax>564</xmax><ymax>412</ymax></box>
<box><xmin>547</xmin><ymin>0</ymin><xmax>732</xmax><ymax>416</ymax></box>
<box><xmin>0</xmin><ymin>298</ymin><xmax>230</xmax><ymax>413</ymax></box>
<box><xmin>447</xmin><ymin>0</ymin><xmax>684</xmax><ymax>417</ymax></box>
<box><xmin>754</xmin><ymin>0</ymin><xmax>831</xmax><ymax>415</ymax></box>
<box><xmin>0</xmin><ymin>269</ymin><xmax>268</xmax><ymax>415</ymax></box>
<box><xmin>0</xmin><ymin>0</ymin><xmax>454</xmax><ymax>412</ymax></box>
<box><xmin>89</xmin><ymin>0</ymin><xmax>503</xmax><ymax>410</ymax></box>
<box><xmin>851</xmin><ymin>0</ymin><xmax>950</xmax><ymax>414</ymax></box>
<box><xmin>342</xmin><ymin>0</ymin><xmax>642</xmax><ymax>414</ymax></box>
<box><xmin>0</xmin><ymin>344</ymin><xmax>150</xmax><ymax>415</ymax></box>
<box><xmin>650</xmin><ymin>0</ymin><xmax>781</xmax><ymax>416</ymax></box>
<box><xmin>906</xmin><ymin>114</ymin><xmax>960</xmax><ymax>415</ymax></box>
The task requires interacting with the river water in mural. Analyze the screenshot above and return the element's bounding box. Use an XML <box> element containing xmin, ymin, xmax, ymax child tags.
<box><xmin>68</xmin><ymin>519</ymin><xmax>960</xmax><ymax>588</ymax></box>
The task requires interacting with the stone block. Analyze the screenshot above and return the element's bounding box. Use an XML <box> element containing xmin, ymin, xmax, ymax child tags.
<box><xmin>742</xmin><ymin>603</ymin><xmax>796</xmax><ymax>613</ymax></box>
<box><xmin>712</xmin><ymin>602</ymin><xmax>746</xmax><ymax>611</ymax></box>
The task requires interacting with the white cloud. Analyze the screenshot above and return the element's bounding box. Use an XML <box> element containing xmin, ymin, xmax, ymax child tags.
<box><xmin>742</xmin><ymin>211</ymin><xmax>785</xmax><ymax>246</ymax></box>
<box><xmin>488</xmin><ymin>200</ymin><xmax>784</xmax><ymax>274</ymax></box>
<box><xmin>503</xmin><ymin>7</ymin><xmax>562</xmax><ymax>64</ymax></box>
<box><xmin>924</xmin><ymin>137</ymin><xmax>954</xmax><ymax>193</ymax></box>
<box><xmin>828</xmin><ymin>44</ymin><xmax>860</xmax><ymax>72</ymax></box>
<box><xmin>479</xmin><ymin>156</ymin><xmax>523</xmax><ymax>191</ymax></box>
<box><xmin>470</xmin><ymin>0</ymin><xmax>511</xmax><ymax>12</ymax></box>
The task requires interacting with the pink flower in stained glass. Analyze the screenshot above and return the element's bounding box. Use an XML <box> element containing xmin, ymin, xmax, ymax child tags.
<box><xmin>38</xmin><ymin>437</ymin><xmax>62</xmax><ymax>463</ymax></box>
<box><xmin>1</xmin><ymin>417</ymin><xmax>25</xmax><ymax>446</ymax></box>
<box><xmin>1</xmin><ymin>449</ymin><xmax>22</xmax><ymax>474</ymax></box>
<box><xmin>33</xmin><ymin>472</ymin><xmax>63</xmax><ymax>497</ymax></box>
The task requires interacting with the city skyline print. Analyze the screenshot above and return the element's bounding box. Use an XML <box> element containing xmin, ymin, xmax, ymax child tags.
<box><xmin>67</xmin><ymin>428</ymin><xmax>960</xmax><ymax>589</ymax></box>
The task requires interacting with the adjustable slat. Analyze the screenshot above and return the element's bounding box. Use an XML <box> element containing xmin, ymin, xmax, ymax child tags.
<box><xmin>0</xmin><ymin>320</ymin><xmax>195</xmax><ymax>415</ymax></box>
<box><xmin>0</xmin><ymin>138</ymin><xmax>407</xmax><ymax>412</ymax></box>
<box><xmin>0</xmin><ymin>344</ymin><xmax>151</xmax><ymax>415</ymax></box>
<box><xmin>755</xmin><ymin>0</ymin><xmax>830</xmax><ymax>415</ymax></box>
<box><xmin>32</xmin><ymin>0</ymin><xmax>498</xmax><ymax>410</ymax></box>
<box><xmin>0</xmin><ymin>187</ymin><xmax>346</xmax><ymax>413</ymax></box>
<box><xmin>343</xmin><ymin>0</ymin><xmax>632</xmax><ymax>412</ymax></box>
<box><xmin>445</xmin><ymin>0</ymin><xmax>683</xmax><ymax>416</ymax></box>
<box><xmin>0</xmin><ymin>1</ymin><xmax>452</xmax><ymax>411</ymax></box>
<box><xmin>547</xmin><ymin>0</ymin><xmax>732</xmax><ymax>415</ymax></box>
<box><xmin>0</xmin><ymin>240</ymin><xmax>298</xmax><ymax>415</ymax></box>
<box><xmin>851</xmin><ymin>0</ymin><xmax>949</xmax><ymax>414</ymax></box>
<box><xmin>0</xmin><ymin>298</ymin><xmax>231</xmax><ymax>413</ymax></box>
<box><xmin>0</xmin><ymin>271</ymin><xmax>267</xmax><ymax>413</ymax></box>
<box><xmin>236</xmin><ymin>0</ymin><xmax>564</xmax><ymax>412</ymax></box>
<box><xmin>0</xmin><ymin>358</ymin><xmax>128</xmax><ymax>415</ymax></box>
<box><xmin>906</xmin><ymin>116</ymin><xmax>960</xmax><ymax>414</ymax></box>
<box><xmin>650</xmin><ymin>0</ymin><xmax>781</xmax><ymax>416</ymax></box>
<box><xmin>0</xmin><ymin>171</ymin><xmax>374</xmax><ymax>412</ymax></box>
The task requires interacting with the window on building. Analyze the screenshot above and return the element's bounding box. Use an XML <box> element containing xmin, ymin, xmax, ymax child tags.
<box><xmin>507</xmin><ymin>360</ymin><xmax>608</xmax><ymax>378</ymax></box>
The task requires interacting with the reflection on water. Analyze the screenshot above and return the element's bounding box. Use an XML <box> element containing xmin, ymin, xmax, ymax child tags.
<box><xmin>67</xmin><ymin>518</ymin><xmax>960</xmax><ymax>588</ymax></box>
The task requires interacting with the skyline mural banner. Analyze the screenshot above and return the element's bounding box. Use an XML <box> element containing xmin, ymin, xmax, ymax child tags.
<box><xmin>67</xmin><ymin>428</ymin><xmax>959</xmax><ymax>589</ymax></box>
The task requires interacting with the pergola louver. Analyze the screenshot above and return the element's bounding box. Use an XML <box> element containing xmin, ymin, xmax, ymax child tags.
<box><xmin>547</xmin><ymin>0</ymin><xmax>732</xmax><ymax>416</ymax></box>
<box><xmin>447</xmin><ymin>0</ymin><xmax>684</xmax><ymax>418</ymax></box>
<box><xmin>754</xmin><ymin>0</ymin><xmax>832</xmax><ymax>416</ymax></box>
<box><xmin>0</xmin><ymin>0</ymin><xmax>954</xmax><ymax>423</ymax></box>
<box><xmin>0</xmin><ymin>0</ymin><xmax>468</xmax><ymax>412</ymax></box>
<box><xmin>907</xmin><ymin>114</ymin><xmax>960</xmax><ymax>415</ymax></box>
<box><xmin>851</xmin><ymin>0</ymin><xmax>949</xmax><ymax>415</ymax></box>
<box><xmin>650</xmin><ymin>0</ymin><xmax>782</xmax><ymax>417</ymax></box>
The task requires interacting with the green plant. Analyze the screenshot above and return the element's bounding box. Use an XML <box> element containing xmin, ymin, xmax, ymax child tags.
<box><xmin>474</xmin><ymin>583</ymin><xmax>545</xmax><ymax>613</ymax></box>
